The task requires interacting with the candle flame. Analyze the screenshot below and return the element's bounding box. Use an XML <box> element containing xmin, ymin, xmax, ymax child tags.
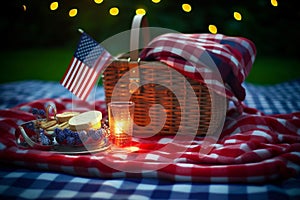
<box><xmin>115</xmin><ymin>121</ymin><xmax>125</xmax><ymax>134</ymax></box>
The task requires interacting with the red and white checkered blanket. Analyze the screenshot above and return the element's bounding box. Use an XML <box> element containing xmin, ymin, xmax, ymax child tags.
<box><xmin>140</xmin><ymin>33</ymin><xmax>256</xmax><ymax>103</ymax></box>
<box><xmin>0</xmin><ymin>98</ymin><xmax>299</xmax><ymax>183</ymax></box>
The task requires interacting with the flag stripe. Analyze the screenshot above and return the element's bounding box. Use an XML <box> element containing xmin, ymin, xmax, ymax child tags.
<box><xmin>77</xmin><ymin>67</ymin><xmax>95</xmax><ymax>100</ymax></box>
<box><xmin>80</xmin><ymin>63</ymin><xmax>102</xmax><ymax>100</ymax></box>
<box><xmin>60</xmin><ymin>32</ymin><xmax>112</xmax><ymax>101</ymax></box>
<box><xmin>73</xmin><ymin>65</ymin><xmax>90</xmax><ymax>97</ymax></box>
<box><xmin>70</xmin><ymin>62</ymin><xmax>86</xmax><ymax>94</ymax></box>
<box><xmin>81</xmin><ymin>52</ymin><xmax>112</xmax><ymax>100</ymax></box>
<box><xmin>65</xmin><ymin>59</ymin><xmax>81</xmax><ymax>91</ymax></box>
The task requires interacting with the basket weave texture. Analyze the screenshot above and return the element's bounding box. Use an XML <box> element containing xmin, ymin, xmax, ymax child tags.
<box><xmin>103</xmin><ymin>59</ymin><xmax>222</xmax><ymax>135</ymax></box>
<box><xmin>103</xmin><ymin>15</ymin><xmax>226</xmax><ymax>135</ymax></box>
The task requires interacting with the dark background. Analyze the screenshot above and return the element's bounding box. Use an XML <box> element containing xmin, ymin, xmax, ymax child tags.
<box><xmin>1</xmin><ymin>0</ymin><xmax>299</xmax><ymax>83</ymax></box>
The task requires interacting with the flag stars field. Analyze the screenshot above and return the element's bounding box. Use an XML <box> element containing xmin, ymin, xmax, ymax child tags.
<box><xmin>60</xmin><ymin>32</ymin><xmax>112</xmax><ymax>101</ymax></box>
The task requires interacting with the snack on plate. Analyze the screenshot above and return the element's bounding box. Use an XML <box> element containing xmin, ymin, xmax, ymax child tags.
<box><xmin>18</xmin><ymin>109</ymin><xmax>109</xmax><ymax>150</ymax></box>
<box><xmin>39</xmin><ymin>120</ymin><xmax>57</xmax><ymax>130</ymax></box>
<box><xmin>68</xmin><ymin>110</ymin><xmax>102</xmax><ymax>131</ymax></box>
<box><xmin>56</xmin><ymin>111</ymin><xmax>80</xmax><ymax>123</ymax></box>
<box><xmin>46</xmin><ymin>121</ymin><xmax>69</xmax><ymax>131</ymax></box>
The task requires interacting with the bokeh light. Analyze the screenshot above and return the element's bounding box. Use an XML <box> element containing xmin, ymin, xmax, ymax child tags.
<box><xmin>152</xmin><ymin>0</ymin><xmax>161</xmax><ymax>3</ymax></box>
<box><xmin>69</xmin><ymin>8</ymin><xmax>78</xmax><ymax>17</ymax></box>
<box><xmin>182</xmin><ymin>4</ymin><xmax>192</xmax><ymax>12</ymax></box>
<box><xmin>94</xmin><ymin>0</ymin><xmax>104</xmax><ymax>4</ymax></box>
<box><xmin>136</xmin><ymin>8</ymin><xmax>146</xmax><ymax>15</ymax></box>
<box><xmin>233</xmin><ymin>12</ymin><xmax>242</xmax><ymax>21</ymax></box>
<box><xmin>22</xmin><ymin>5</ymin><xmax>26</xmax><ymax>11</ymax></box>
<box><xmin>271</xmin><ymin>0</ymin><xmax>278</xmax><ymax>7</ymax></box>
<box><xmin>50</xmin><ymin>2</ymin><xmax>58</xmax><ymax>11</ymax></box>
<box><xmin>208</xmin><ymin>25</ymin><xmax>217</xmax><ymax>34</ymax></box>
<box><xmin>109</xmin><ymin>7</ymin><xmax>119</xmax><ymax>16</ymax></box>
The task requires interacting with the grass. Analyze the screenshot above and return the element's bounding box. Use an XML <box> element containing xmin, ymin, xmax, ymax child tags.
<box><xmin>0</xmin><ymin>48</ymin><xmax>73</xmax><ymax>83</ymax></box>
<box><xmin>1</xmin><ymin>48</ymin><xmax>299</xmax><ymax>84</ymax></box>
<box><xmin>246</xmin><ymin>55</ymin><xmax>300</xmax><ymax>84</ymax></box>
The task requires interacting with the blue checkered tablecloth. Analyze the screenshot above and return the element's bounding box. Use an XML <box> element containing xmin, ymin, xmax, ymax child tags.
<box><xmin>1</xmin><ymin>79</ymin><xmax>300</xmax><ymax>114</ymax></box>
<box><xmin>0</xmin><ymin>79</ymin><xmax>300</xmax><ymax>200</ymax></box>
<box><xmin>1</xmin><ymin>165</ymin><xmax>299</xmax><ymax>200</ymax></box>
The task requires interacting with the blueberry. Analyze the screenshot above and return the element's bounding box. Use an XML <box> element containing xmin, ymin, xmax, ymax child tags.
<box><xmin>56</xmin><ymin>130</ymin><xmax>66</xmax><ymax>144</ymax></box>
<box><xmin>74</xmin><ymin>136</ymin><xmax>82</xmax><ymax>145</ymax></box>
<box><xmin>88</xmin><ymin>129</ymin><xmax>102</xmax><ymax>140</ymax></box>
<box><xmin>70</xmin><ymin>131</ymin><xmax>77</xmax><ymax>138</ymax></box>
<box><xmin>38</xmin><ymin>109</ymin><xmax>46</xmax><ymax>116</ymax></box>
<box><xmin>25</xmin><ymin>122</ymin><xmax>35</xmax><ymax>130</ymax></box>
<box><xmin>54</xmin><ymin>128</ymin><xmax>62</xmax><ymax>136</ymax></box>
<box><xmin>87</xmin><ymin>129</ymin><xmax>95</xmax><ymax>137</ymax></box>
<box><xmin>78</xmin><ymin>130</ymin><xmax>88</xmax><ymax>142</ymax></box>
<box><xmin>92</xmin><ymin>129</ymin><xmax>104</xmax><ymax>141</ymax></box>
<box><xmin>73</xmin><ymin>132</ymin><xmax>81</xmax><ymax>145</ymax></box>
<box><xmin>66</xmin><ymin>136</ymin><xmax>75</xmax><ymax>145</ymax></box>
<box><xmin>63</xmin><ymin>128</ymin><xmax>72</xmax><ymax>137</ymax></box>
<box><xmin>32</xmin><ymin>108</ymin><xmax>38</xmax><ymax>115</ymax></box>
<box><xmin>40</xmin><ymin>130</ymin><xmax>51</xmax><ymax>145</ymax></box>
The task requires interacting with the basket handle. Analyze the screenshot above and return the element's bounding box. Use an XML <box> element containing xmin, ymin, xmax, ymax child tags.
<box><xmin>129</xmin><ymin>14</ymin><xmax>150</xmax><ymax>61</ymax></box>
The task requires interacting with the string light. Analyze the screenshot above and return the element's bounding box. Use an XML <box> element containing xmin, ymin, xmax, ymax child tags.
<box><xmin>208</xmin><ymin>25</ymin><xmax>217</xmax><ymax>34</ymax></box>
<box><xmin>152</xmin><ymin>0</ymin><xmax>161</xmax><ymax>3</ymax></box>
<box><xmin>50</xmin><ymin>2</ymin><xmax>58</xmax><ymax>11</ymax></box>
<box><xmin>94</xmin><ymin>0</ymin><xmax>104</xmax><ymax>4</ymax></box>
<box><xmin>136</xmin><ymin>8</ymin><xmax>146</xmax><ymax>15</ymax></box>
<box><xmin>182</xmin><ymin>3</ymin><xmax>192</xmax><ymax>12</ymax></box>
<box><xmin>109</xmin><ymin>7</ymin><xmax>119</xmax><ymax>16</ymax></box>
<box><xmin>271</xmin><ymin>0</ymin><xmax>278</xmax><ymax>7</ymax></box>
<box><xmin>69</xmin><ymin>8</ymin><xmax>78</xmax><ymax>17</ymax></box>
<box><xmin>233</xmin><ymin>12</ymin><xmax>242</xmax><ymax>21</ymax></box>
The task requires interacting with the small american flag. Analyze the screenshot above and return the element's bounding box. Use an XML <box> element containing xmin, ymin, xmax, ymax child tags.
<box><xmin>60</xmin><ymin>31</ymin><xmax>112</xmax><ymax>101</ymax></box>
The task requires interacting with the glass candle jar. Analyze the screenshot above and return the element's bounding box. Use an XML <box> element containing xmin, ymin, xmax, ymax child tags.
<box><xmin>108</xmin><ymin>101</ymin><xmax>135</xmax><ymax>147</ymax></box>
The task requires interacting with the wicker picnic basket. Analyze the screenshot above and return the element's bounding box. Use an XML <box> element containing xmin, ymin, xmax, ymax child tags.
<box><xmin>102</xmin><ymin>15</ymin><xmax>226</xmax><ymax>136</ymax></box>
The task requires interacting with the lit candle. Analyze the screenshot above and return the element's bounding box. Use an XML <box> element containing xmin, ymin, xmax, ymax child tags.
<box><xmin>108</xmin><ymin>101</ymin><xmax>134</xmax><ymax>147</ymax></box>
